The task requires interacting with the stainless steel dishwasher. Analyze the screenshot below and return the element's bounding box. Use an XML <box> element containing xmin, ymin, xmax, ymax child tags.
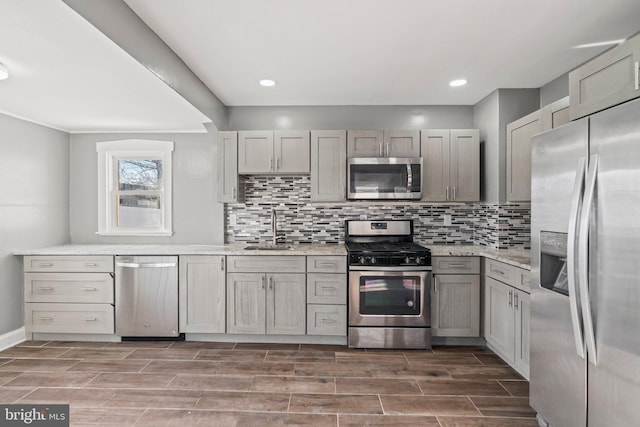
<box><xmin>115</xmin><ymin>255</ymin><xmax>179</xmax><ymax>337</ymax></box>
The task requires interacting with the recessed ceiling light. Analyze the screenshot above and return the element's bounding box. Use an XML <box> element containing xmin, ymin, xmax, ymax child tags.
<box><xmin>0</xmin><ymin>63</ymin><xmax>8</xmax><ymax>80</ymax></box>
<box><xmin>449</xmin><ymin>79</ymin><xmax>467</xmax><ymax>87</ymax></box>
<box><xmin>573</xmin><ymin>39</ymin><xmax>625</xmax><ymax>49</ymax></box>
<box><xmin>259</xmin><ymin>79</ymin><xmax>276</xmax><ymax>87</ymax></box>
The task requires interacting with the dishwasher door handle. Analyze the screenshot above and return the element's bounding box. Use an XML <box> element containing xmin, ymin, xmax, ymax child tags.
<box><xmin>116</xmin><ymin>262</ymin><xmax>177</xmax><ymax>268</ymax></box>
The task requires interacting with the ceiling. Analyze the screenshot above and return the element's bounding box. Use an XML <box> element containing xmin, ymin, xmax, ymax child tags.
<box><xmin>1</xmin><ymin>1</ymin><xmax>640</xmax><ymax>132</ymax></box>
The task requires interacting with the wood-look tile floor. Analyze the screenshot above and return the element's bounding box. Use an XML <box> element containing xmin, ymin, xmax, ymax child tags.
<box><xmin>0</xmin><ymin>341</ymin><xmax>537</xmax><ymax>426</ymax></box>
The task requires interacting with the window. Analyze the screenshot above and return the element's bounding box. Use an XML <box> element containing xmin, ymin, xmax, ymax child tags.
<box><xmin>97</xmin><ymin>140</ymin><xmax>173</xmax><ymax>236</ymax></box>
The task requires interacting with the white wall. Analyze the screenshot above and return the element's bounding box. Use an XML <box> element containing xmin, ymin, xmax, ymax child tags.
<box><xmin>69</xmin><ymin>131</ymin><xmax>224</xmax><ymax>244</ymax></box>
<box><xmin>0</xmin><ymin>113</ymin><xmax>70</xmax><ymax>335</ymax></box>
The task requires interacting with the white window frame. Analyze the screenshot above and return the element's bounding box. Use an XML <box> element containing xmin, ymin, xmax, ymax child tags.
<box><xmin>96</xmin><ymin>139</ymin><xmax>174</xmax><ymax>236</ymax></box>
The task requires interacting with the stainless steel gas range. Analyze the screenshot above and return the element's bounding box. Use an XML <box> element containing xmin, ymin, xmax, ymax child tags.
<box><xmin>345</xmin><ymin>219</ymin><xmax>432</xmax><ymax>349</ymax></box>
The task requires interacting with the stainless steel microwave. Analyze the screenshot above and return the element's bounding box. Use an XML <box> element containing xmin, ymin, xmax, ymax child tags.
<box><xmin>347</xmin><ymin>157</ymin><xmax>423</xmax><ymax>200</ymax></box>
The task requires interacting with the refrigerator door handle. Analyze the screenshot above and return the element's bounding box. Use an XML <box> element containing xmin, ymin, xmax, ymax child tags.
<box><xmin>568</xmin><ymin>156</ymin><xmax>587</xmax><ymax>359</ymax></box>
<box><xmin>579</xmin><ymin>154</ymin><xmax>599</xmax><ymax>366</ymax></box>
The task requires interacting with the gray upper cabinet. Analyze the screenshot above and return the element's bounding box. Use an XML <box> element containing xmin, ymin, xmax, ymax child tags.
<box><xmin>541</xmin><ymin>96</ymin><xmax>570</xmax><ymax>130</ymax></box>
<box><xmin>569</xmin><ymin>32</ymin><xmax>640</xmax><ymax>120</ymax></box>
<box><xmin>506</xmin><ymin>110</ymin><xmax>541</xmax><ymax>202</ymax></box>
<box><xmin>238</xmin><ymin>130</ymin><xmax>310</xmax><ymax>174</ymax></box>
<box><xmin>421</xmin><ymin>129</ymin><xmax>479</xmax><ymax>202</ymax></box>
<box><xmin>310</xmin><ymin>130</ymin><xmax>346</xmax><ymax>202</ymax></box>
<box><xmin>347</xmin><ymin>130</ymin><xmax>384</xmax><ymax>157</ymax></box>
<box><xmin>217</xmin><ymin>131</ymin><xmax>244</xmax><ymax>203</ymax></box>
<box><xmin>347</xmin><ymin>130</ymin><xmax>420</xmax><ymax>157</ymax></box>
<box><xmin>383</xmin><ymin>130</ymin><xmax>420</xmax><ymax>157</ymax></box>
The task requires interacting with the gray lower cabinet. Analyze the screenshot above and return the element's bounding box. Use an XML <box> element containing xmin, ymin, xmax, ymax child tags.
<box><xmin>23</xmin><ymin>256</ymin><xmax>115</xmax><ymax>334</ymax></box>
<box><xmin>421</xmin><ymin>129</ymin><xmax>480</xmax><ymax>202</ymax></box>
<box><xmin>310</xmin><ymin>130</ymin><xmax>346</xmax><ymax>202</ymax></box>
<box><xmin>569</xmin><ymin>32</ymin><xmax>640</xmax><ymax>120</ymax></box>
<box><xmin>431</xmin><ymin>257</ymin><xmax>480</xmax><ymax>337</ymax></box>
<box><xmin>483</xmin><ymin>258</ymin><xmax>531</xmax><ymax>378</ymax></box>
<box><xmin>238</xmin><ymin>130</ymin><xmax>310</xmax><ymax>174</ymax></box>
<box><xmin>226</xmin><ymin>256</ymin><xmax>306</xmax><ymax>335</ymax></box>
<box><xmin>306</xmin><ymin>255</ymin><xmax>347</xmax><ymax>336</ymax></box>
<box><xmin>179</xmin><ymin>256</ymin><xmax>226</xmax><ymax>333</ymax></box>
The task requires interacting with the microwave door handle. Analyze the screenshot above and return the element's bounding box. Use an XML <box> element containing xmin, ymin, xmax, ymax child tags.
<box><xmin>406</xmin><ymin>164</ymin><xmax>413</xmax><ymax>192</ymax></box>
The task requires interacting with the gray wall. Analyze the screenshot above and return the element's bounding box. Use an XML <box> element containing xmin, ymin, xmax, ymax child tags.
<box><xmin>0</xmin><ymin>113</ymin><xmax>70</xmax><ymax>335</ymax></box>
<box><xmin>227</xmin><ymin>105</ymin><xmax>474</xmax><ymax>130</ymax></box>
<box><xmin>540</xmin><ymin>73</ymin><xmax>569</xmax><ymax>106</ymax></box>
<box><xmin>70</xmin><ymin>132</ymin><xmax>224</xmax><ymax>244</ymax></box>
<box><xmin>473</xmin><ymin>89</ymin><xmax>540</xmax><ymax>203</ymax></box>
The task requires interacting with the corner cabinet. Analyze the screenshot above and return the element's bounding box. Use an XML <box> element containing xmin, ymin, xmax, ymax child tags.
<box><xmin>23</xmin><ymin>256</ymin><xmax>115</xmax><ymax>335</ymax></box>
<box><xmin>310</xmin><ymin>130</ymin><xmax>346</xmax><ymax>202</ymax></box>
<box><xmin>483</xmin><ymin>258</ymin><xmax>531</xmax><ymax>378</ymax></box>
<box><xmin>347</xmin><ymin>130</ymin><xmax>420</xmax><ymax>158</ymax></box>
<box><xmin>506</xmin><ymin>110</ymin><xmax>541</xmax><ymax>202</ymax></box>
<box><xmin>217</xmin><ymin>131</ymin><xmax>244</xmax><ymax>203</ymax></box>
<box><xmin>238</xmin><ymin>130</ymin><xmax>310</xmax><ymax>174</ymax></box>
<box><xmin>421</xmin><ymin>129</ymin><xmax>480</xmax><ymax>202</ymax></box>
<box><xmin>431</xmin><ymin>257</ymin><xmax>480</xmax><ymax>337</ymax></box>
<box><xmin>226</xmin><ymin>256</ymin><xmax>306</xmax><ymax>335</ymax></box>
<box><xmin>569</xmin><ymin>32</ymin><xmax>640</xmax><ymax>120</ymax></box>
<box><xmin>179</xmin><ymin>256</ymin><xmax>226</xmax><ymax>333</ymax></box>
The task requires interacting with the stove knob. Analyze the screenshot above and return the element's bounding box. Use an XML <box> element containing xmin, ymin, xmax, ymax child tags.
<box><xmin>404</xmin><ymin>256</ymin><xmax>411</xmax><ymax>264</ymax></box>
<box><xmin>359</xmin><ymin>256</ymin><xmax>366</xmax><ymax>265</ymax></box>
<box><xmin>369</xmin><ymin>257</ymin><xmax>376</xmax><ymax>265</ymax></box>
<box><xmin>415</xmin><ymin>256</ymin><xmax>423</xmax><ymax>265</ymax></box>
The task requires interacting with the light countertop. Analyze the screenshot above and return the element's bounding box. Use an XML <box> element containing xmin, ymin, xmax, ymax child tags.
<box><xmin>424</xmin><ymin>244</ymin><xmax>530</xmax><ymax>270</ymax></box>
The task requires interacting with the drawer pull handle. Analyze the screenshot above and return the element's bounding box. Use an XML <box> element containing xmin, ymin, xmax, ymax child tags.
<box><xmin>81</xmin><ymin>287</ymin><xmax>98</xmax><ymax>292</ymax></box>
<box><xmin>37</xmin><ymin>287</ymin><xmax>54</xmax><ymax>291</ymax></box>
<box><xmin>320</xmin><ymin>286</ymin><xmax>336</xmax><ymax>290</ymax></box>
<box><xmin>38</xmin><ymin>263</ymin><xmax>53</xmax><ymax>267</ymax></box>
<box><xmin>319</xmin><ymin>262</ymin><xmax>336</xmax><ymax>267</ymax></box>
<box><xmin>84</xmin><ymin>263</ymin><xmax>98</xmax><ymax>267</ymax></box>
<box><xmin>321</xmin><ymin>318</ymin><xmax>337</xmax><ymax>323</ymax></box>
<box><xmin>448</xmin><ymin>264</ymin><xmax>466</xmax><ymax>268</ymax></box>
<box><xmin>493</xmin><ymin>268</ymin><xmax>505</xmax><ymax>275</ymax></box>
<box><xmin>38</xmin><ymin>317</ymin><xmax>53</xmax><ymax>321</ymax></box>
<box><xmin>82</xmin><ymin>317</ymin><xmax>98</xmax><ymax>322</ymax></box>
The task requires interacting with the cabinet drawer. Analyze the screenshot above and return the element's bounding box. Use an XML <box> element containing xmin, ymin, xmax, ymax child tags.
<box><xmin>24</xmin><ymin>256</ymin><xmax>114</xmax><ymax>273</ymax></box>
<box><xmin>307</xmin><ymin>274</ymin><xmax>347</xmax><ymax>304</ymax></box>
<box><xmin>485</xmin><ymin>259</ymin><xmax>516</xmax><ymax>285</ymax></box>
<box><xmin>307</xmin><ymin>304</ymin><xmax>347</xmax><ymax>336</ymax></box>
<box><xmin>516</xmin><ymin>269</ymin><xmax>532</xmax><ymax>292</ymax></box>
<box><xmin>25</xmin><ymin>273</ymin><xmax>114</xmax><ymax>303</ymax></box>
<box><xmin>25</xmin><ymin>303</ymin><xmax>114</xmax><ymax>334</ymax></box>
<box><xmin>307</xmin><ymin>256</ymin><xmax>346</xmax><ymax>273</ymax></box>
<box><xmin>433</xmin><ymin>257</ymin><xmax>480</xmax><ymax>274</ymax></box>
<box><xmin>227</xmin><ymin>256</ymin><xmax>306</xmax><ymax>273</ymax></box>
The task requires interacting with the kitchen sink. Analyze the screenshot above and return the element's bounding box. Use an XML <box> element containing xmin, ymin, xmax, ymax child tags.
<box><xmin>244</xmin><ymin>244</ymin><xmax>295</xmax><ymax>251</ymax></box>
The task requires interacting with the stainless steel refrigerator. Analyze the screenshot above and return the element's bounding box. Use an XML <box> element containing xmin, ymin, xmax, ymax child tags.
<box><xmin>530</xmin><ymin>96</ymin><xmax>640</xmax><ymax>427</ymax></box>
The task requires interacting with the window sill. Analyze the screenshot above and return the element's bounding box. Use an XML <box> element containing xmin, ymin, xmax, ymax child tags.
<box><xmin>95</xmin><ymin>231</ymin><xmax>174</xmax><ymax>237</ymax></box>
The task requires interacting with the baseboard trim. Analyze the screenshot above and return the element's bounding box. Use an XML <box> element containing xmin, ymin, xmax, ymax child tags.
<box><xmin>0</xmin><ymin>327</ymin><xmax>26</xmax><ymax>351</ymax></box>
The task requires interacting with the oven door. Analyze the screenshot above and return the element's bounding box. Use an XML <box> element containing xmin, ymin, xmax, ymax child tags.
<box><xmin>349</xmin><ymin>269</ymin><xmax>431</xmax><ymax>327</ymax></box>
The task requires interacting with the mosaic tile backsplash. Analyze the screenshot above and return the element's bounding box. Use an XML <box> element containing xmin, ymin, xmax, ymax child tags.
<box><xmin>225</xmin><ymin>176</ymin><xmax>530</xmax><ymax>249</ymax></box>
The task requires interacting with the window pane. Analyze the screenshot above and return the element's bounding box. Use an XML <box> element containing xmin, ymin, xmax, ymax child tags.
<box><xmin>117</xmin><ymin>195</ymin><xmax>162</xmax><ymax>228</ymax></box>
<box><xmin>118</xmin><ymin>159</ymin><xmax>162</xmax><ymax>191</ymax></box>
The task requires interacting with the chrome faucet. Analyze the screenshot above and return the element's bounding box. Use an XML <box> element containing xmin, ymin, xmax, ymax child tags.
<box><xmin>271</xmin><ymin>208</ymin><xmax>285</xmax><ymax>245</ymax></box>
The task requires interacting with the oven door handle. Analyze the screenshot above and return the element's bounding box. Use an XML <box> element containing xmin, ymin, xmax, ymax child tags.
<box><xmin>349</xmin><ymin>266</ymin><xmax>432</xmax><ymax>272</ymax></box>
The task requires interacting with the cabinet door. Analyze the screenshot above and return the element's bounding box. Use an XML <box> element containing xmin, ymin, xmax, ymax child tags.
<box><xmin>227</xmin><ymin>273</ymin><xmax>265</xmax><ymax>334</ymax></box>
<box><xmin>267</xmin><ymin>273</ymin><xmax>306</xmax><ymax>335</ymax></box>
<box><xmin>179</xmin><ymin>256</ymin><xmax>226</xmax><ymax>333</ymax></box>
<box><xmin>347</xmin><ymin>130</ymin><xmax>384</xmax><ymax>157</ymax></box>
<box><xmin>274</xmin><ymin>130</ymin><xmax>310</xmax><ymax>174</ymax></box>
<box><xmin>541</xmin><ymin>96</ymin><xmax>570</xmax><ymax>131</ymax></box>
<box><xmin>450</xmin><ymin>129</ymin><xmax>480</xmax><ymax>202</ymax></box>
<box><xmin>432</xmin><ymin>274</ymin><xmax>480</xmax><ymax>337</ymax></box>
<box><xmin>569</xmin><ymin>33</ymin><xmax>640</xmax><ymax>120</ymax></box>
<box><xmin>217</xmin><ymin>132</ymin><xmax>243</xmax><ymax>203</ymax></box>
<box><xmin>238</xmin><ymin>131</ymin><xmax>274</xmax><ymax>173</ymax></box>
<box><xmin>485</xmin><ymin>277</ymin><xmax>515</xmax><ymax>363</ymax></box>
<box><xmin>420</xmin><ymin>129</ymin><xmax>450</xmax><ymax>201</ymax></box>
<box><xmin>514</xmin><ymin>291</ymin><xmax>530</xmax><ymax>378</ymax></box>
<box><xmin>506</xmin><ymin>111</ymin><xmax>541</xmax><ymax>202</ymax></box>
<box><xmin>383</xmin><ymin>130</ymin><xmax>420</xmax><ymax>157</ymax></box>
<box><xmin>310</xmin><ymin>130</ymin><xmax>346</xmax><ymax>202</ymax></box>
